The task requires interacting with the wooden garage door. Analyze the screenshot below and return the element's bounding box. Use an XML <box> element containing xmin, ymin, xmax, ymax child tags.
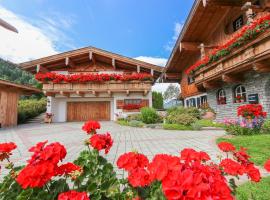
<box><xmin>67</xmin><ymin>101</ymin><xmax>110</xmax><ymax>121</ymax></box>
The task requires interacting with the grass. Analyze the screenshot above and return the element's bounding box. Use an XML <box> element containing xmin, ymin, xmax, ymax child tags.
<box><xmin>236</xmin><ymin>176</ymin><xmax>270</xmax><ymax>200</ymax></box>
<box><xmin>217</xmin><ymin>134</ymin><xmax>270</xmax><ymax>166</ymax></box>
<box><xmin>197</xmin><ymin>119</ymin><xmax>225</xmax><ymax>128</ymax></box>
<box><xmin>163</xmin><ymin>123</ymin><xmax>193</xmax><ymax>131</ymax></box>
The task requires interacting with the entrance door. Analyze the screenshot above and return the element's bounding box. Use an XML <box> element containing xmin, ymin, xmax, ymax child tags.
<box><xmin>67</xmin><ymin>101</ymin><xmax>110</xmax><ymax>121</ymax></box>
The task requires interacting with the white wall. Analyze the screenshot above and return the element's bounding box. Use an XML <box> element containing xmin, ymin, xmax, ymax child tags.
<box><xmin>47</xmin><ymin>92</ymin><xmax>152</xmax><ymax>122</ymax></box>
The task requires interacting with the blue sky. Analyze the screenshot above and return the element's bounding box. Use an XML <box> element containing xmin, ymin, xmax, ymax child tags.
<box><xmin>0</xmin><ymin>0</ymin><xmax>194</xmax><ymax>65</ymax></box>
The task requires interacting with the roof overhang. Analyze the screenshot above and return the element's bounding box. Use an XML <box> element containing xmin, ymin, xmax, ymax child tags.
<box><xmin>0</xmin><ymin>79</ymin><xmax>42</xmax><ymax>95</ymax></box>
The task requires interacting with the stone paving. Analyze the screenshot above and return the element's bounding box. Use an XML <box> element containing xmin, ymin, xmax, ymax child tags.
<box><xmin>0</xmin><ymin>122</ymin><xmax>225</xmax><ymax>178</ymax></box>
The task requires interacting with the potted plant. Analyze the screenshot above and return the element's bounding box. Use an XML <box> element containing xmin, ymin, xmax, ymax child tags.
<box><xmin>44</xmin><ymin>113</ymin><xmax>53</xmax><ymax>124</ymax></box>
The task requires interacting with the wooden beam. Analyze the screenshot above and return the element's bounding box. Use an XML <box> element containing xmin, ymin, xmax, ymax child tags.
<box><xmin>253</xmin><ymin>62</ymin><xmax>270</xmax><ymax>72</ymax></box>
<box><xmin>126</xmin><ymin>90</ymin><xmax>130</xmax><ymax>96</ymax></box>
<box><xmin>151</xmin><ymin>69</ymin><xmax>154</xmax><ymax>76</ymax></box>
<box><xmin>112</xmin><ymin>58</ymin><xmax>116</xmax><ymax>69</ymax></box>
<box><xmin>76</xmin><ymin>91</ymin><xmax>85</xmax><ymax>97</ymax></box>
<box><xmin>89</xmin><ymin>51</ymin><xmax>93</xmax><ymax>60</ymax></box>
<box><xmin>209</xmin><ymin>0</ymin><xmax>243</xmax><ymax>7</ymax></box>
<box><xmin>36</xmin><ymin>64</ymin><xmax>48</xmax><ymax>73</ymax></box>
<box><xmin>107</xmin><ymin>90</ymin><xmax>112</xmax><ymax>96</ymax></box>
<box><xmin>143</xmin><ymin>90</ymin><xmax>148</xmax><ymax>96</ymax></box>
<box><xmin>222</xmin><ymin>74</ymin><xmax>244</xmax><ymax>83</ymax></box>
<box><xmin>179</xmin><ymin>42</ymin><xmax>200</xmax><ymax>52</ymax></box>
<box><xmin>65</xmin><ymin>57</ymin><xmax>75</xmax><ymax>68</ymax></box>
<box><xmin>43</xmin><ymin>91</ymin><xmax>55</xmax><ymax>97</ymax></box>
<box><xmin>137</xmin><ymin>65</ymin><xmax>140</xmax><ymax>73</ymax></box>
<box><xmin>60</xmin><ymin>91</ymin><xmax>70</xmax><ymax>97</ymax></box>
<box><xmin>92</xmin><ymin>90</ymin><xmax>96</xmax><ymax>96</ymax></box>
<box><xmin>202</xmin><ymin>82</ymin><xmax>220</xmax><ymax>90</ymax></box>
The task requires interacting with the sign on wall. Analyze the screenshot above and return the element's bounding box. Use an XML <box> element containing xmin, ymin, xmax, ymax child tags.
<box><xmin>248</xmin><ymin>94</ymin><xmax>259</xmax><ymax>104</ymax></box>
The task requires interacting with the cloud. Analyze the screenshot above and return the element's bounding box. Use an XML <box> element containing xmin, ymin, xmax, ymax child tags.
<box><xmin>0</xmin><ymin>6</ymin><xmax>76</xmax><ymax>63</ymax></box>
<box><xmin>164</xmin><ymin>22</ymin><xmax>183</xmax><ymax>52</ymax></box>
<box><xmin>134</xmin><ymin>56</ymin><xmax>167</xmax><ymax>67</ymax></box>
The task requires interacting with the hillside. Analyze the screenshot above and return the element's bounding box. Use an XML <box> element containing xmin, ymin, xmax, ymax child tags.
<box><xmin>0</xmin><ymin>58</ymin><xmax>37</xmax><ymax>86</ymax></box>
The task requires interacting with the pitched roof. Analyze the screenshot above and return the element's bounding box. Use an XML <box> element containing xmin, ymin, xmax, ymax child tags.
<box><xmin>19</xmin><ymin>46</ymin><xmax>163</xmax><ymax>74</ymax></box>
<box><xmin>0</xmin><ymin>79</ymin><xmax>41</xmax><ymax>94</ymax></box>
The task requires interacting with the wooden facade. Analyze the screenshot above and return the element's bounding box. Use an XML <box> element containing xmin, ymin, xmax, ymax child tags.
<box><xmin>163</xmin><ymin>0</ymin><xmax>270</xmax><ymax>99</ymax></box>
<box><xmin>0</xmin><ymin>80</ymin><xmax>41</xmax><ymax>128</ymax></box>
<box><xmin>20</xmin><ymin>47</ymin><xmax>163</xmax><ymax>122</ymax></box>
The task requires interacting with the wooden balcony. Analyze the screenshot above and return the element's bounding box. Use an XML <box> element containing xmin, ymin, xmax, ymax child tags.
<box><xmin>42</xmin><ymin>81</ymin><xmax>152</xmax><ymax>97</ymax></box>
<box><xmin>194</xmin><ymin>30</ymin><xmax>270</xmax><ymax>89</ymax></box>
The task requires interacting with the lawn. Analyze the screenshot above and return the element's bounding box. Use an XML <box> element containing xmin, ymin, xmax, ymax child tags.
<box><xmin>236</xmin><ymin>176</ymin><xmax>270</xmax><ymax>200</ymax></box>
<box><xmin>217</xmin><ymin>134</ymin><xmax>270</xmax><ymax>166</ymax></box>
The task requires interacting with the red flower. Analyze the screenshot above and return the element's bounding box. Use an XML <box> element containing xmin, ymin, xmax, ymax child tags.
<box><xmin>0</xmin><ymin>142</ymin><xmax>17</xmax><ymax>161</ymax></box>
<box><xmin>264</xmin><ymin>159</ymin><xmax>270</xmax><ymax>172</ymax></box>
<box><xmin>0</xmin><ymin>142</ymin><xmax>17</xmax><ymax>153</ymax></box>
<box><xmin>123</xmin><ymin>104</ymin><xmax>142</xmax><ymax>110</ymax></box>
<box><xmin>89</xmin><ymin>133</ymin><xmax>113</xmax><ymax>154</ymax></box>
<box><xmin>234</xmin><ymin>147</ymin><xmax>250</xmax><ymax>165</ymax></box>
<box><xmin>218</xmin><ymin>142</ymin><xmax>236</xmax><ymax>152</ymax></box>
<box><xmin>56</xmin><ymin>163</ymin><xmax>82</xmax><ymax>176</ymax></box>
<box><xmin>237</xmin><ymin>104</ymin><xmax>267</xmax><ymax>119</ymax></box>
<box><xmin>148</xmin><ymin>154</ymin><xmax>181</xmax><ymax>181</ymax></box>
<box><xmin>17</xmin><ymin>161</ymin><xmax>55</xmax><ymax>189</ymax></box>
<box><xmin>220</xmin><ymin>158</ymin><xmax>244</xmax><ymax>176</ymax></box>
<box><xmin>58</xmin><ymin>190</ymin><xmax>90</xmax><ymax>200</ymax></box>
<box><xmin>82</xmin><ymin>120</ymin><xmax>101</xmax><ymax>134</ymax></box>
<box><xmin>128</xmin><ymin>168</ymin><xmax>153</xmax><ymax>187</ymax></box>
<box><xmin>245</xmin><ymin>164</ymin><xmax>261</xmax><ymax>182</ymax></box>
<box><xmin>180</xmin><ymin>148</ymin><xmax>211</xmax><ymax>163</ymax></box>
<box><xmin>117</xmin><ymin>152</ymin><xmax>149</xmax><ymax>171</ymax></box>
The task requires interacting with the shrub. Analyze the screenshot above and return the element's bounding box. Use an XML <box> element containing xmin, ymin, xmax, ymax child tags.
<box><xmin>225</xmin><ymin>124</ymin><xmax>261</xmax><ymax>135</ymax></box>
<box><xmin>167</xmin><ymin>106</ymin><xmax>200</xmax><ymax>119</ymax></box>
<box><xmin>163</xmin><ymin>123</ymin><xmax>193</xmax><ymax>130</ymax></box>
<box><xmin>18</xmin><ymin>98</ymin><xmax>47</xmax><ymax>124</ymax></box>
<box><xmin>166</xmin><ymin>113</ymin><xmax>197</xmax><ymax>126</ymax></box>
<box><xmin>261</xmin><ymin>119</ymin><xmax>270</xmax><ymax>134</ymax></box>
<box><xmin>191</xmin><ymin>121</ymin><xmax>202</xmax><ymax>130</ymax></box>
<box><xmin>128</xmin><ymin>120</ymin><xmax>144</xmax><ymax>127</ymax></box>
<box><xmin>152</xmin><ymin>91</ymin><xmax>164</xmax><ymax>109</ymax></box>
<box><xmin>140</xmin><ymin>107</ymin><xmax>159</xmax><ymax>124</ymax></box>
<box><xmin>116</xmin><ymin>119</ymin><xmax>129</xmax><ymax>126</ymax></box>
<box><xmin>127</xmin><ymin>113</ymin><xmax>142</xmax><ymax>121</ymax></box>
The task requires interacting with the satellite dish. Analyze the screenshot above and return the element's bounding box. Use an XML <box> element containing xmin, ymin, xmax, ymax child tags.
<box><xmin>0</xmin><ymin>18</ymin><xmax>18</xmax><ymax>33</ymax></box>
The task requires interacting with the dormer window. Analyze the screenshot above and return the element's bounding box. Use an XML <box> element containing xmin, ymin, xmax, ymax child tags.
<box><xmin>233</xmin><ymin>15</ymin><xmax>244</xmax><ymax>32</ymax></box>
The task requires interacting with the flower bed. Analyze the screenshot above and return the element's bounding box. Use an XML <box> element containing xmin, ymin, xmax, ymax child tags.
<box><xmin>185</xmin><ymin>14</ymin><xmax>270</xmax><ymax>75</ymax></box>
<box><xmin>1</xmin><ymin>121</ymin><xmax>270</xmax><ymax>199</ymax></box>
<box><xmin>35</xmin><ymin>72</ymin><xmax>153</xmax><ymax>83</ymax></box>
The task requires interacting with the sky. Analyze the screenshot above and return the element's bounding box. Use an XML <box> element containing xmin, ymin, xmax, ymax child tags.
<box><xmin>0</xmin><ymin>0</ymin><xmax>194</xmax><ymax>93</ymax></box>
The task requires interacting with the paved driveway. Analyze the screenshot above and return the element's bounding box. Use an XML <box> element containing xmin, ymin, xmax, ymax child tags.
<box><xmin>0</xmin><ymin>122</ymin><xmax>225</xmax><ymax>177</ymax></box>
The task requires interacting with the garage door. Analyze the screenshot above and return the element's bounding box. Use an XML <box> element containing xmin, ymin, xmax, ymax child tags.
<box><xmin>67</xmin><ymin>101</ymin><xmax>110</xmax><ymax>121</ymax></box>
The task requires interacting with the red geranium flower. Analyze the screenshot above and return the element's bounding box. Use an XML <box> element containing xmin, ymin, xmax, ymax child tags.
<box><xmin>89</xmin><ymin>133</ymin><xmax>113</xmax><ymax>154</ymax></box>
<box><xmin>128</xmin><ymin>168</ymin><xmax>153</xmax><ymax>187</ymax></box>
<box><xmin>264</xmin><ymin>159</ymin><xmax>270</xmax><ymax>172</ymax></box>
<box><xmin>245</xmin><ymin>164</ymin><xmax>261</xmax><ymax>182</ymax></box>
<box><xmin>117</xmin><ymin>152</ymin><xmax>149</xmax><ymax>171</ymax></box>
<box><xmin>58</xmin><ymin>190</ymin><xmax>90</xmax><ymax>200</ymax></box>
<box><xmin>220</xmin><ymin>158</ymin><xmax>244</xmax><ymax>176</ymax></box>
<box><xmin>218</xmin><ymin>142</ymin><xmax>236</xmax><ymax>152</ymax></box>
<box><xmin>17</xmin><ymin>161</ymin><xmax>55</xmax><ymax>189</ymax></box>
<box><xmin>0</xmin><ymin>142</ymin><xmax>17</xmax><ymax>153</ymax></box>
<box><xmin>180</xmin><ymin>148</ymin><xmax>211</xmax><ymax>163</ymax></box>
<box><xmin>82</xmin><ymin>120</ymin><xmax>101</xmax><ymax>134</ymax></box>
<box><xmin>56</xmin><ymin>162</ymin><xmax>82</xmax><ymax>176</ymax></box>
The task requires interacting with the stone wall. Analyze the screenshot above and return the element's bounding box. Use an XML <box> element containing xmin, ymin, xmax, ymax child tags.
<box><xmin>207</xmin><ymin>72</ymin><xmax>270</xmax><ymax>122</ymax></box>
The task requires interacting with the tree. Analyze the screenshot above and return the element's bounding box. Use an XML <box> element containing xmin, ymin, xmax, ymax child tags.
<box><xmin>163</xmin><ymin>84</ymin><xmax>180</xmax><ymax>101</ymax></box>
<box><xmin>152</xmin><ymin>91</ymin><xmax>164</xmax><ymax>109</ymax></box>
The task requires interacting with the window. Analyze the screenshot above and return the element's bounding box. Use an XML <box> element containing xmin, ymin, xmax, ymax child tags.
<box><xmin>187</xmin><ymin>76</ymin><xmax>194</xmax><ymax>85</ymax></box>
<box><xmin>124</xmin><ymin>99</ymin><xmax>142</xmax><ymax>105</ymax></box>
<box><xmin>233</xmin><ymin>15</ymin><xmax>244</xmax><ymax>32</ymax></box>
<box><xmin>234</xmin><ymin>85</ymin><xmax>247</xmax><ymax>103</ymax></box>
<box><xmin>217</xmin><ymin>89</ymin><xmax>226</xmax><ymax>105</ymax></box>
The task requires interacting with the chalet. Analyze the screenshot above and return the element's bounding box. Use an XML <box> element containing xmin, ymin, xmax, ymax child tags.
<box><xmin>0</xmin><ymin>79</ymin><xmax>41</xmax><ymax>127</ymax></box>
<box><xmin>20</xmin><ymin>47</ymin><xmax>163</xmax><ymax>122</ymax></box>
<box><xmin>163</xmin><ymin>0</ymin><xmax>270</xmax><ymax>120</ymax></box>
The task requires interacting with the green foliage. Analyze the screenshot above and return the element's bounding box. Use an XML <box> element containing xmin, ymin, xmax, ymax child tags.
<box><xmin>197</xmin><ymin>119</ymin><xmax>225</xmax><ymax>128</ymax></box>
<box><xmin>128</xmin><ymin>120</ymin><xmax>144</xmax><ymax>128</ymax></box>
<box><xmin>126</xmin><ymin>114</ymin><xmax>142</xmax><ymax>121</ymax></box>
<box><xmin>18</xmin><ymin>98</ymin><xmax>47</xmax><ymax>124</ymax></box>
<box><xmin>225</xmin><ymin>124</ymin><xmax>261</xmax><ymax>136</ymax></box>
<box><xmin>163</xmin><ymin>84</ymin><xmax>180</xmax><ymax>101</ymax></box>
<box><xmin>166</xmin><ymin>113</ymin><xmax>197</xmax><ymax>126</ymax></box>
<box><xmin>191</xmin><ymin>121</ymin><xmax>202</xmax><ymax>131</ymax></box>
<box><xmin>217</xmin><ymin>134</ymin><xmax>270</xmax><ymax>166</ymax></box>
<box><xmin>163</xmin><ymin>123</ymin><xmax>193</xmax><ymax>131</ymax></box>
<box><xmin>140</xmin><ymin>107</ymin><xmax>159</xmax><ymax>124</ymax></box>
<box><xmin>152</xmin><ymin>91</ymin><xmax>164</xmax><ymax>110</ymax></box>
<box><xmin>236</xmin><ymin>177</ymin><xmax>270</xmax><ymax>200</ymax></box>
<box><xmin>167</xmin><ymin>106</ymin><xmax>201</xmax><ymax>119</ymax></box>
<box><xmin>116</xmin><ymin>119</ymin><xmax>129</xmax><ymax>126</ymax></box>
<box><xmin>261</xmin><ymin>119</ymin><xmax>270</xmax><ymax>134</ymax></box>
<box><xmin>0</xmin><ymin>58</ymin><xmax>38</xmax><ymax>86</ymax></box>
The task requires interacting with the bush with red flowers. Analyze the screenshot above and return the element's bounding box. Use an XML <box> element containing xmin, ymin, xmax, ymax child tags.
<box><xmin>237</xmin><ymin>104</ymin><xmax>267</xmax><ymax>119</ymax></box>
<box><xmin>185</xmin><ymin>14</ymin><xmax>270</xmax><ymax>75</ymax></box>
<box><xmin>35</xmin><ymin>72</ymin><xmax>153</xmax><ymax>83</ymax></box>
<box><xmin>0</xmin><ymin>121</ymin><xmax>269</xmax><ymax>200</ymax></box>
